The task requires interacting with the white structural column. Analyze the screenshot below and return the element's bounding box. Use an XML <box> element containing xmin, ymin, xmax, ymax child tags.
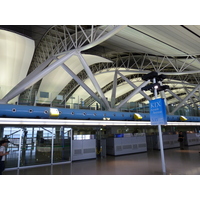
<box><xmin>0</xmin><ymin>50</ymin><xmax>75</xmax><ymax>104</ymax></box>
<box><xmin>77</xmin><ymin>52</ymin><xmax>111</xmax><ymax>110</ymax></box>
<box><xmin>61</xmin><ymin>63</ymin><xmax>107</xmax><ymax>108</ymax></box>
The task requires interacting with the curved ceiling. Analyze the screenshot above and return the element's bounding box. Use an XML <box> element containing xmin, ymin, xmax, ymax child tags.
<box><xmin>37</xmin><ymin>54</ymin><xmax>112</xmax><ymax>104</ymax></box>
<box><xmin>0</xmin><ymin>29</ymin><xmax>35</xmax><ymax>104</ymax></box>
<box><xmin>1</xmin><ymin>25</ymin><xmax>200</xmax><ymax>112</ymax></box>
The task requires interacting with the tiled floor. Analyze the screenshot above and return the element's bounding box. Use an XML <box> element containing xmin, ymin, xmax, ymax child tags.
<box><xmin>3</xmin><ymin>145</ymin><xmax>200</xmax><ymax>175</ymax></box>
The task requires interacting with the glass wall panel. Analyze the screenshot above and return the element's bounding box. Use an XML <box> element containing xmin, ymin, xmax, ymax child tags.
<box><xmin>19</xmin><ymin>127</ymin><xmax>54</xmax><ymax>167</ymax></box>
<box><xmin>33</xmin><ymin>127</ymin><xmax>54</xmax><ymax>166</ymax></box>
<box><xmin>53</xmin><ymin>127</ymin><xmax>71</xmax><ymax>163</ymax></box>
<box><xmin>1</xmin><ymin>125</ymin><xmax>72</xmax><ymax>170</ymax></box>
<box><xmin>2</xmin><ymin>127</ymin><xmax>21</xmax><ymax>168</ymax></box>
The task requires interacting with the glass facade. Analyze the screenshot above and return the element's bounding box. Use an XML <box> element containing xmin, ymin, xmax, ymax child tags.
<box><xmin>1</xmin><ymin>125</ymin><xmax>72</xmax><ymax>169</ymax></box>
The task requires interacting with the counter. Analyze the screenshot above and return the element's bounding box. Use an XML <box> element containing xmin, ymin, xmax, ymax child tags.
<box><xmin>185</xmin><ymin>133</ymin><xmax>200</xmax><ymax>146</ymax></box>
<box><xmin>149</xmin><ymin>134</ymin><xmax>179</xmax><ymax>150</ymax></box>
<box><xmin>147</xmin><ymin>133</ymin><xmax>200</xmax><ymax>150</ymax></box>
<box><xmin>106</xmin><ymin>133</ymin><xmax>147</xmax><ymax>156</ymax></box>
<box><xmin>72</xmin><ymin>136</ymin><xmax>96</xmax><ymax>161</ymax></box>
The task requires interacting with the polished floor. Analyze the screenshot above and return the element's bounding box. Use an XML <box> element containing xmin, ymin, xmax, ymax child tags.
<box><xmin>3</xmin><ymin>145</ymin><xmax>200</xmax><ymax>175</ymax></box>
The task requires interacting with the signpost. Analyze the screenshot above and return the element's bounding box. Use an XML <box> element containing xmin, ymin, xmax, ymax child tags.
<box><xmin>150</xmin><ymin>98</ymin><xmax>167</xmax><ymax>174</ymax></box>
<box><xmin>151</xmin><ymin>78</ymin><xmax>167</xmax><ymax>174</ymax></box>
<box><xmin>150</xmin><ymin>98</ymin><xmax>167</xmax><ymax>125</ymax></box>
<box><xmin>142</xmin><ymin>72</ymin><xmax>169</xmax><ymax>175</ymax></box>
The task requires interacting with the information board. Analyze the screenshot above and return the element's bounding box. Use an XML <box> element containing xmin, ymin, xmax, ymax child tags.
<box><xmin>149</xmin><ymin>98</ymin><xmax>167</xmax><ymax>125</ymax></box>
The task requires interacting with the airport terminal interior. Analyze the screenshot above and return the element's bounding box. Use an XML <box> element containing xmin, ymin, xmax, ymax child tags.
<box><xmin>1</xmin><ymin>25</ymin><xmax>200</xmax><ymax>175</ymax></box>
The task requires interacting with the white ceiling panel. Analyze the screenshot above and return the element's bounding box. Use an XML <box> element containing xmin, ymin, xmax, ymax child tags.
<box><xmin>109</xmin><ymin>26</ymin><xmax>186</xmax><ymax>56</ymax></box>
<box><xmin>184</xmin><ymin>25</ymin><xmax>200</xmax><ymax>34</ymax></box>
<box><xmin>144</xmin><ymin>25</ymin><xmax>200</xmax><ymax>55</ymax></box>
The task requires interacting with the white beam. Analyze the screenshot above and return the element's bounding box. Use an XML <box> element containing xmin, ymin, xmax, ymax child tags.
<box><xmin>61</xmin><ymin>63</ymin><xmax>107</xmax><ymax>108</ymax></box>
<box><xmin>111</xmin><ymin>70</ymin><xmax>118</xmax><ymax>108</ymax></box>
<box><xmin>170</xmin><ymin>85</ymin><xmax>200</xmax><ymax>114</ymax></box>
<box><xmin>117</xmin><ymin>71</ymin><xmax>151</xmax><ymax>101</ymax></box>
<box><xmin>77</xmin><ymin>52</ymin><xmax>111</xmax><ymax>110</ymax></box>
<box><xmin>115</xmin><ymin>80</ymin><xmax>150</xmax><ymax>110</ymax></box>
<box><xmin>0</xmin><ymin>51</ymin><xmax>75</xmax><ymax>104</ymax></box>
<box><xmin>79</xmin><ymin>25</ymin><xmax>127</xmax><ymax>52</ymax></box>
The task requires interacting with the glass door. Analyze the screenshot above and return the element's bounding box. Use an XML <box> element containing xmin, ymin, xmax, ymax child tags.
<box><xmin>53</xmin><ymin>126</ymin><xmax>72</xmax><ymax>163</ymax></box>
<box><xmin>20</xmin><ymin>127</ymin><xmax>53</xmax><ymax>167</ymax></box>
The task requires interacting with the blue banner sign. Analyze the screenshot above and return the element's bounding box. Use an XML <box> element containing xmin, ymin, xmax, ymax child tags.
<box><xmin>149</xmin><ymin>98</ymin><xmax>167</xmax><ymax>125</ymax></box>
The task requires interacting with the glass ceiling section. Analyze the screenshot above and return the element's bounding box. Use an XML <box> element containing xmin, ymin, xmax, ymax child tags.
<box><xmin>0</xmin><ymin>29</ymin><xmax>35</xmax><ymax>104</ymax></box>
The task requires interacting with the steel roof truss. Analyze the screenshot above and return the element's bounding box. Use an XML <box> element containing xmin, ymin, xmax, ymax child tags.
<box><xmin>77</xmin><ymin>52</ymin><xmax>111</xmax><ymax>110</ymax></box>
<box><xmin>61</xmin><ymin>63</ymin><xmax>107</xmax><ymax>108</ymax></box>
<box><xmin>111</xmin><ymin>70</ymin><xmax>118</xmax><ymax>108</ymax></box>
<box><xmin>166</xmin><ymin>89</ymin><xmax>183</xmax><ymax>102</ymax></box>
<box><xmin>117</xmin><ymin>71</ymin><xmax>151</xmax><ymax>101</ymax></box>
<box><xmin>184</xmin><ymin>87</ymin><xmax>196</xmax><ymax>109</ymax></box>
<box><xmin>115</xmin><ymin>80</ymin><xmax>150</xmax><ymax>110</ymax></box>
<box><xmin>0</xmin><ymin>51</ymin><xmax>75</xmax><ymax>104</ymax></box>
<box><xmin>170</xmin><ymin>84</ymin><xmax>200</xmax><ymax>114</ymax></box>
<box><xmin>185</xmin><ymin>87</ymin><xmax>200</xmax><ymax>104</ymax></box>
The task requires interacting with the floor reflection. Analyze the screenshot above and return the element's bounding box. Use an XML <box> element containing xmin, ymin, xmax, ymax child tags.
<box><xmin>4</xmin><ymin>145</ymin><xmax>200</xmax><ymax>175</ymax></box>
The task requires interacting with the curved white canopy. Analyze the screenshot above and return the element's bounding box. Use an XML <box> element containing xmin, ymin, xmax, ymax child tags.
<box><xmin>0</xmin><ymin>29</ymin><xmax>35</xmax><ymax>104</ymax></box>
<box><xmin>37</xmin><ymin>54</ymin><xmax>112</xmax><ymax>104</ymax></box>
<box><xmin>1</xmin><ymin>25</ymin><xmax>200</xmax><ymax>112</ymax></box>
